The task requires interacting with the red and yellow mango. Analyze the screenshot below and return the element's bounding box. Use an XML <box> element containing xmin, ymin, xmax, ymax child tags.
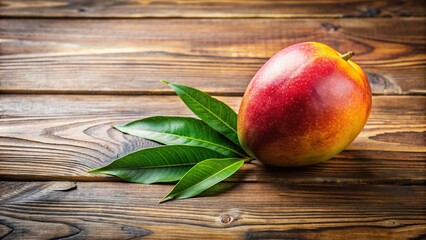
<box><xmin>238</xmin><ymin>42</ymin><xmax>372</xmax><ymax>167</ymax></box>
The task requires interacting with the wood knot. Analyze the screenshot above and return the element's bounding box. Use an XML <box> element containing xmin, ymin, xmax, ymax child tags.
<box><xmin>53</xmin><ymin>182</ymin><xmax>77</xmax><ymax>192</ymax></box>
<box><xmin>366</xmin><ymin>72</ymin><xmax>402</xmax><ymax>94</ymax></box>
<box><xmin>219</xmin><ymin>209</ymin><xmax>241</xmax><ymax>224</ymax></box>
<box><xmin>386</xmin><ymin>219</ymin><xmax>400</xmax><ymax>227</ymax></box>
<box><xmin>321</xmin><ymin>23</ymin><xmax>340</xmax><ymax>32</ymax></box>
<box><xmin>219</xmin><ymin>214</ymin><xmax>234</xmax><ymax>224</ymax></box>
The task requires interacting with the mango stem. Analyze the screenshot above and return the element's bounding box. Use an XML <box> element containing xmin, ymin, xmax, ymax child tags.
<box><xmin>340</xmin><ymin>51</ymin><xmax>355</xmax><ymax>61</ymax></box>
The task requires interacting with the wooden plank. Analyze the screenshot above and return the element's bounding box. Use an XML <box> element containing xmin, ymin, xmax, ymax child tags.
<box><xmin>0</xmin><ymin>95</ymin><xmax>425</xmax><ymax>182</ymax></box>
<box><xmin>0</xmin><ymin>181</ymin><xmax>425</xmax><ymax>239</ymax></box>
<box><xmin>0</xmin><ymin>0</ymin><xmax>424</xmax><ymax>18</ymax></box>
<box><xmin>0</xmin><ymin>18</ymin><xmax>424</xmax><ymax>95</ymax></box>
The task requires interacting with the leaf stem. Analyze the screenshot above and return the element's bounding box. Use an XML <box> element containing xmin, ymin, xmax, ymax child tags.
<box><xmin>243</xmin><ymin>158</ymin><xmax>256</xmax><ymax>163</ymax></box>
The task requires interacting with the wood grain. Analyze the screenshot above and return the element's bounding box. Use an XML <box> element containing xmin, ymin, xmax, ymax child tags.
<box><xmin>0</xmin><ymin>181</ymin><xmax>425</xmax><ymax>239</ymax></box>
<box><xmin>0</xmin><ymin>94</ymin><xmax>424</xmax><ymax>182</ymax></box>
<box><xmin>1</xmin><ymin>1</ymin><xmax>424</xmax><ymax>239</ymax></box>
<box><xmin>1</xmin><ymin>18</ymin><xmax>425</xmax><ymax>95</ymax></box>
<box><xmin>0</xmin><ymin>0</ymin><xmax>424</xmax><ymax>18</ymax></box>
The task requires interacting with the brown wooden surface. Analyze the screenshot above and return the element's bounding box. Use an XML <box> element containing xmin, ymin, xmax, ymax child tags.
<box><xmin>1</xmin><ymin>182</ymin><xmax>425</xmax><ymax>239</ymax></box>
<box><xmin>0</xmin><ymin>95</ymin><xmax>425</xmax><ymax>183</ymax></box>
<box><xmin>1</xmin><ymin>0</ymin><xmax>425</xmax><ymax>239</ymax></box>
<box><xmin>1</xmin><ymin>18</ymin><xmax>425</xmax><ymax>95</ymax></box>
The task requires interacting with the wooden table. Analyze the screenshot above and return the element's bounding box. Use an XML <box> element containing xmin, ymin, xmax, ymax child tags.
<box><xmin>1</xmin><ymin>1</ymin><xmax>425</xmax><ymax>239</ymax></box>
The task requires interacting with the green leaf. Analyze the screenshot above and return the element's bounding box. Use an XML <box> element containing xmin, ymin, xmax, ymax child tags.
<box><xmin>162</xmin><ymin>81</ymin><xmax>240</xmax><ymax>146</ymax></box>
<box><xmin>88</xmin><ymin>145</ymin><xmax>225</xmax><ymax>184</ymax></box>
<box><xmin>115</xmin><ymin>116</ymin><xmax>247</xmax><ymax>158</ymax></box>
<box><xmin>160</xmin><ymin>158</ymin><xmax>245</xmax><ymax>203</ymax></box>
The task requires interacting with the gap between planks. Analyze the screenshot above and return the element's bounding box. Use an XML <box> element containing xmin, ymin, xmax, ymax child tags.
<box><xmin>0</xmin><ymin>0</ymin><xmax>424</xmax><ymax>18</ymax></box>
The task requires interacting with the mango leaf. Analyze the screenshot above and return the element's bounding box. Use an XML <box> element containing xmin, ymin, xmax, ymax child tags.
<box><xmin>115</xmin><ymin>116</ymin><xmax>247</xmax><ymax>158</ymax></box>
<box><xmin>160</xmin><ymin>158</ymin><xmax>245</xmax><ymax>203</ymax></box>
<box><xmin>88</xmin><ymin>145</ymin><xmax>225</xmax><ymax>184</ymax></box>
<box><xmin>162</xmin><ymin>81</ymin><xmax>240</xmax><ymax>146</ymax></box>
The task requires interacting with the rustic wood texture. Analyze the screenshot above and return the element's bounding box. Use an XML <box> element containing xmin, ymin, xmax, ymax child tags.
<box><xmin>1</xmin><ymin>0</ymin><xmax>425</xmax><ymax>18</ymax></box>
<box><xmin>0</xmin><ymin>95</ymin><xmax>425</xmax><ymax>183</ymax></box>
<box><xmin>1</xmin><ymin>18</ymin><xmax>425</xmax><ymax>95</ymax></box>
<box><xmin>1</xmin><ymin>1</ymin><xmax>425</xmax><ymax>239</ymax></box>
<box><xmin>1</xmin><ymin>181</ymin><xmax>425</xmax><ymax>239</ymax></box>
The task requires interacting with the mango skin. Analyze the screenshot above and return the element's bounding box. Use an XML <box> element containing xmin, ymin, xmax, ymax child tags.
<box><xmin>237</xmin><ymin>42</ymin><xmax>372</xmax><ymax>167</ymax></box>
